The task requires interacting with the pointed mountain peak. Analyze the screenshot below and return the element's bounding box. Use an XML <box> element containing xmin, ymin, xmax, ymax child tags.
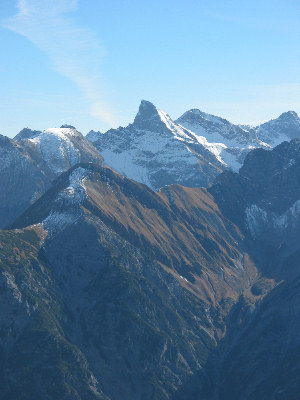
<box><xmin>177</xmin><ymin>109</ymin><xmax>228</xmax><ymax>126</ymax></box>
<box><xmin>133</xmin><ymin>100</ymin><xmax>173</xmax><ymax>133</ymax></box>
<box><xmin>140</xmin><ymin>99</ymin><xmax>158</xmax><ymax>112</ymax></box>
<box><xmin>258</xmin><ymin>111</ymin><xmax>300</xmax><ymax>142</ymax></box>
<box><xmin>133</xmin><ymin>100</ymin><xmax>159</xmax><ymax>124</ymax></box>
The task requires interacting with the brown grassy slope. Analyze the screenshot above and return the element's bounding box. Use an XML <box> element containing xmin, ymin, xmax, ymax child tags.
<box><xmin>82</xmin><ymin>167</ymin><xmax>257</xmax><ymax>307</ymax></box>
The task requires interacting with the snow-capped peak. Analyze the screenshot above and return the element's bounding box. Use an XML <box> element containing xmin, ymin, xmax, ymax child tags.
<box><xmin>256</xmin><ymin>110</ymin><xmax>300</xmax><ymax>145</ymax></box>
<box><xmin>132</xmin><ymin>100</ymin><xmax>191</xmax><ymax>141</ymax></box>
<box><xmin>27</xmin><ymin>128</ymin><xmax>81</xmax><ymax>174</ymax></box>
<box><xmin>43</xmin><ymin>127</ymin><xmax>82</xmax><ymax>139</ymax></box>
<box><xmin>176</xmin><ymin>107</ymin><xmax>257</xmax><ymax>149</ymax></box>
<box><xmin>177</xmin><ymin>109</ymin><xmax>227</xmax><ymax>126</ymax></box>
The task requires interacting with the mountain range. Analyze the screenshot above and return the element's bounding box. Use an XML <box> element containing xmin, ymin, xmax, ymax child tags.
<box><xmin>87</xmin><ymin>101</ymin><xmax>300</xmax><ymax>189</ymax></box>
<box><xmin>1</xmin><ymin>102</ymin><xmax>299</xmax><ymax>229</ymax></box>
<box><xmin>0</xmin><ymin>103</ymin><xmax>300</xmax><ymax>399</ymax></box>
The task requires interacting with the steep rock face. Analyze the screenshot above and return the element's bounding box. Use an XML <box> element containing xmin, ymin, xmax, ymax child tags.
<box><xmin>89</xmin><ymin>101</ymin><xmax>225</xmax><ymax>190</ymax></box>
<box><xmin>210</xmin><ymin>139</ymin><xmax>300</xmax><ymax>252</ymax></box>
<box><xmin>0</xmin><ymin>127</ymin><xmax>103</xmax><ymax>228</ymax></box>
<box><xmin>5</xmin><ymin>163</ymin><xmax>257</xmax><ymax>400</ymax></box>
<box><xmin>177</xmin><ymin>109</ymin><xmax>300</xmax><ymax>171</ymax></box>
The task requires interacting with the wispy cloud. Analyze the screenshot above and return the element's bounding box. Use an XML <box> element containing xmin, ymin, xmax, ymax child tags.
<box><xmin>2</xmin><ymin>0</ymin><xmax>118</xmax><ymax>127</ymax></box>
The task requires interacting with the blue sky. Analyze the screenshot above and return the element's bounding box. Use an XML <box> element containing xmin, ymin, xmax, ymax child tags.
<box><xmin>1</xmin><ymin>0</ymin><xmax>299</xmax><ymax>137</ymax></box>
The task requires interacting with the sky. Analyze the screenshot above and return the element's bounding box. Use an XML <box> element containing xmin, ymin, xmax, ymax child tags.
<box><xmin>0</xmin><ymin>0</ymin><xmax>299</xmax><ymax>137</ymax></box>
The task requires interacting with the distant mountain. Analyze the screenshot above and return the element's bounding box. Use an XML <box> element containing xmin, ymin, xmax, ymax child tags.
<box><xmin>176</xmin><ymin>108</ymin><xmax>266</xmax><ymax>172</ymax></box>
<box><xmin>87</xmin><ymin>102</ymin><xmax>300</xmax><ymax>190</ymax></box>
<box><xmin>176</xmin><ymin>108</ymin><xmax>261</xmax><ymax>146</ymax></box>
<box><xmin>86</xmin><ymin>129</ymin><xmax>102</xmax><ymax>143</ymax></box>
<box><xmin>177</xmin><ymin>108</ymin><xmax>300</xmax><ymax>150</ymax></box>
<box><xmin>15</xmin><ymin>126</ymin><xmax>103</xmax><ymax>175</ymax></box>
<box><xmin>14</xmin><ymin>127</ymin><xmax>42</xmax><ymax>141</ymax></box>
<box><xmin>256</xmin><ymin>111</ymin><xmax>300</xmax><ymax>146</ymax></box>
<box><xmin>88</xmin><ymin>100</ymin><xmax>225</xmax><ymax>190</ymax></box>
<box><xmin>0</xmin><ymin>127</ymin><xmax>103</xmax><ymax>228</ymax></box>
